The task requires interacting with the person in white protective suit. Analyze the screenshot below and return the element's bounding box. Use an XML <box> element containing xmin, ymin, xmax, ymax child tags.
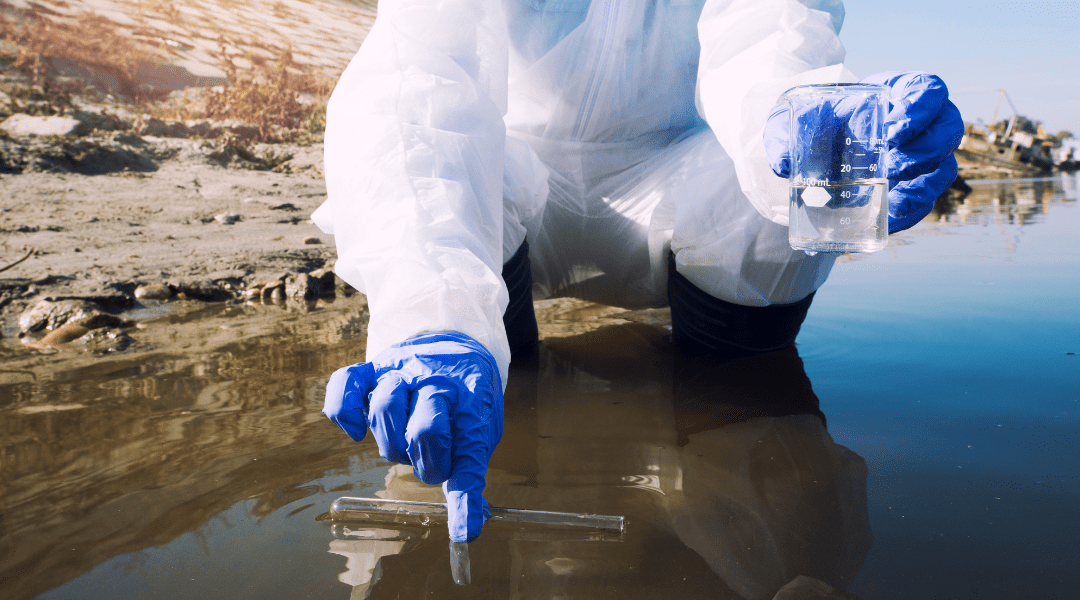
<box><xmin>315</xmin><ymin>0</ymin><xmax>963</xmax><ymax>542</ymax></box>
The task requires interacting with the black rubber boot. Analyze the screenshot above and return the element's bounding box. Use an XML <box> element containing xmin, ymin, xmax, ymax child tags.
<box><xmin>502</xmin><ymin>239</ymin><xmax>539</xmax><ymax>357</ymax></box>
<box><xmin>667</xmin><ymin>251</ymin><xmax>815</xmax><ymax>359</ymax></box>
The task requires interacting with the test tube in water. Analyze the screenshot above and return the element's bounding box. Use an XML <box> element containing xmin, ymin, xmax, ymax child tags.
<box><xmin>330</xmin><ymin>497</ymin><xmax>625</xmax><ymax>534</ymax></box>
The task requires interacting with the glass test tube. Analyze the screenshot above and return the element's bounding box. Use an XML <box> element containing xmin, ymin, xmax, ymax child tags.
<box><xmin>330</xmin><ymin>497</ymin><xmax>625</xmax><ymax>534</ymax></box>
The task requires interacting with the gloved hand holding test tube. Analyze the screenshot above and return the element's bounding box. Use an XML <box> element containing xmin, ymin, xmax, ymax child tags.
<box><xmin>323</xmin><ymin>332</ymin><xmax>627</xmax><ymax>546</ymax></box>
<box><xmin>322</xmin><ymin>332</ymin><xmax>505</xmax><ymax>543</ymax></box>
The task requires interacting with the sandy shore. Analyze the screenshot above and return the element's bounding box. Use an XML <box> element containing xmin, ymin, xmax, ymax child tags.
<box><xmin>0</xmin><ymin>0</ymin><xmax>378</xmax><ymax>344</ymax></box>
<box><xmin>0</xmin><ymin>133</ymin><xmax>339</xmax><ymax>334</ymax></box>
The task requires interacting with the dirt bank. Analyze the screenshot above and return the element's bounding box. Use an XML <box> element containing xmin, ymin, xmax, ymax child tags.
<box><xmin>0</xmin><ymin>129</ymin><xmax>342</xmax><ymax>338</ymax></box>
<box><xmin>0</xmin><ymin>0</ymin><xmax>379</xmax><ymax>347</ymax></box>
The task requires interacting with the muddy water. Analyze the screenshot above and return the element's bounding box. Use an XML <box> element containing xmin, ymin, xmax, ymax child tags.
<box><xmin>2</xmin><ymin>175</ymin><xmax>1078</xmax><ymax>599</ymax></box>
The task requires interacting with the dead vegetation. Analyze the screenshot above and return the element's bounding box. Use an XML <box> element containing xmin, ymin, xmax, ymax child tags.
<box><xmin>0</xmin><ymin>9</ymin><xmax>335</xmax><ymax>144</ymax></box>
<box><xmin>153</xmin><ymin>40</ymin><xmax>333</xmax><ymax>143</ymax></box>
<box><xmin>0</xmin><ymin>11</ymin><xmax>170</xmax><ymax>108</ymax></box>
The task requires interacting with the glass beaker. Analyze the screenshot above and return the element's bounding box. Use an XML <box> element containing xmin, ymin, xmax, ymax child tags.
<box><xmin>783</xmin><ymin>84</ymin><xmax>889</xmax><ymax>254</ymax></box>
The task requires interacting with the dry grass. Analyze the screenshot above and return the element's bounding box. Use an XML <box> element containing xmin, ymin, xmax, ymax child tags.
<box><xmin>0</xmin><ymin>11</ymin><xmax>170</xmax><ymax>107</ymax></box>
<box><xmin>1</xmin><ymin>10</ymin><xmax>334</xmax><ymax>144</ymax></box>
<box><xmin>157</xmin><ymin>40</ymin><xmax>333</xmax><ymax>143</ymax></box>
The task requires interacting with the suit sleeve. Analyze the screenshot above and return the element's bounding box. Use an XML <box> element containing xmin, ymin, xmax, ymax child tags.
<box><xmin>314</xmin><ymin>0</ymin><xmax>512</xmax><ymax>384</ymax></box>
<box><xmin>696</xmin><ymin>0</ymin><xmax>857</xmax><ymax>225</ymax></box>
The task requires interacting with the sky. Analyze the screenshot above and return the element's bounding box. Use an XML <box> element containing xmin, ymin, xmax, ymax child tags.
<box><xmin>839</xmin><ymin>0</ymin><xmax>1080</xmax><ymax>136</ymax></box>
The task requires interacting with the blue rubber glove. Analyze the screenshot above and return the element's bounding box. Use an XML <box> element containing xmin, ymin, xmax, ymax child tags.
<box><xmin>323</xmin><ymin>331</ymin><xmax>503</xmax><ymax>542</ymax></box>
<box><xmin>765</xmin><ymin>72</ymin><xmax>964</xmax><ymax>233</ymax></box>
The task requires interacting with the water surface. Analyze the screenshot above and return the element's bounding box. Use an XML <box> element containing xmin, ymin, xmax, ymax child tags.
<box><xmin>1</xmin><ymin>175</ymin><xmax>1077</xmax><ymax>599</ymax></box>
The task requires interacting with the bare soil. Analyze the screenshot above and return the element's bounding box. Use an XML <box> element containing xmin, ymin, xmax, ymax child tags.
<box><xmin>0</xmin><ymin>131</ymin><xmax>339</xmax><ymax>332</ymax></box>
<box><xmin>0</xmin><ymin>0</ymin><xmax>381</xmax><ymax>348</ymax></box>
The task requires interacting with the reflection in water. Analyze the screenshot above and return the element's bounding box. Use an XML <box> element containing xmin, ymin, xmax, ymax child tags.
<box><xmin>923</xmin><ymin>173</ymin><xmax>1076</xmax><ymax>256</ymax></box>
<box><xmin>1061</xmin><ymin>171</ymin><xmax>1078</xmax><ymax>201</ymax></box>
<box><xmin>1</xmin><ymin>294</ymin><xmax>870</xmax><ymax>600</ymax></box>
<box><xmin>932</xmin><ymin>173</ymin><xmax>1077</xmax><ymax>228</ymax></box>
<box><xmin>331</xmin><ymin>324</ymin><xmax>871</xmax><ymax>599</ymax></box>
<box><xmin>0</xmin><ymin>300</ymin><xmax>372</xmax><ymax>600</ymax></box>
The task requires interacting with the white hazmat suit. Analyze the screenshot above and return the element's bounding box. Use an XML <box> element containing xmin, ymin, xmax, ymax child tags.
<box><xmin>312</xmin><ymin>0</ymin><xmax>857</xmax><ymax>385</ymax></box>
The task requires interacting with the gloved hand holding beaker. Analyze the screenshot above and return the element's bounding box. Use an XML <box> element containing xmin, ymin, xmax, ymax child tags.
<box><xmin>764</xmin><ymin>71</ymin><xmax>964</xmax><ymax>234</ymax></box>
<box><xmin>323</xmin><ymin>331</ymin><xmax>503</xmax><ymax>543</ymax></box>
